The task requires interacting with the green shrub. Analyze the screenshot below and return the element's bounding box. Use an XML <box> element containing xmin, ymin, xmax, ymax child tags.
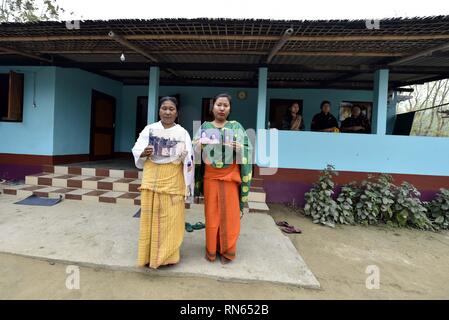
<box><xmin>304</xmin><ymin>165</ymin><xmax>339</xmax><ymax>228</ymax></box>
<box><xmin>302</xmin><ymin>166</ymin><xmax>446</xmax><ymax>233</ymax></box>
<box><xmin>335</xmin><ymin>183</ymin><xmax>358</xmax><ymax>225</ymax></box>
<box><xmin>355</xmin><ymin>174</ymin><xmax>395</xmax><ymax>225</ymax></box>
<box><xmin>391</xmin><ymin>182</ymin><xmax>434</xmax><ymax>230</ymax></box>
<box><xmin>427</xmin><ymin>188</ymin><xmax>449</xmax><ymax>230</ymax></box>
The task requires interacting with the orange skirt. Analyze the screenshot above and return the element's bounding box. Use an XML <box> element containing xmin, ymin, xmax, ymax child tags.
<box><xmin>203</xmin><ymin>163</ymin><xmax>241</xmax><ymax>261</ymax></box>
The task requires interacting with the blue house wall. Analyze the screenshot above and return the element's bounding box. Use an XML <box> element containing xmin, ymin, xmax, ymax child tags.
<box><xmin>0</xmin><ymin>66</ymin><xmax>56</xmax><ymax>155</ymax></box>
<box><xmin>1</xmin><ymin>66</ymin><xmax>449</xmax><ymax>180</ymax></box>
<box><xmin>53</xmin><ymin>68</ymin><xmax>122</xmax><ymax>155</ymax></box>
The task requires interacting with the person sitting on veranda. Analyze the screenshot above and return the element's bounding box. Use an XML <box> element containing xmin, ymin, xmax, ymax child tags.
<box><xmin>340</xmin><ymin>105</ymin><xmax>372</xmax><ymax>134</ymax></box>
<box><xmin>281</xmin><ymin>101</ymin><xmax>305</xmax><ymax>131</ymax></box>
<box><xmin>310</xmin><ymin>100</ymin><xmax>339</xmax><ymax>132</ymax></box>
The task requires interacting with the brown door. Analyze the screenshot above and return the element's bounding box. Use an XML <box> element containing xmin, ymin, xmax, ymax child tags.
<box><xmin>90</xmin><ymin>90</ymin><xmax>116</xmax><ymax>160</ymax></box>
<box><xmin>201</xmin><ymin>98</ymin><xmax>214</xmax><ymax>123</ymax></box>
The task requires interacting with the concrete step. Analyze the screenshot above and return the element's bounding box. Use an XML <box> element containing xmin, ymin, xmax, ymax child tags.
<box><xmin>25</xmin><ymin>172</ymin><xmax>141</xmax><ymax>193</ymax></box>
<box><xmin>24</xmin><ymin>172</ymin><xmax>267</xmax><ymax>202</ymax></box>
<box><xmin>250</xmin><ymin>186</ymin><xmax>265</xmax><ymax>192</ymax></box>
<box><xmin>42</xmin><ymin>165</ymin><xmax>142</xmax><ymax>179</ymax></box>
<box><xmin>251</xmin><ymin>178</ymin><xmax>264</xmax><ymax>188</ymax></box>
<box><xmin>248</xmin><ymin>201</ymin><xmax>270</xmax><ymax>213</ymax></box>
<box><xmin>3</xmin><ymin>184</ymin><xmax>142</xmax><ymax>205</ymax></box>
<box><xmin>9</xmin><ymin>165</ymin><xmax>270</xmax><ymax>212</ymax></box>
<box><xmin>248</xmin><ymin>191</ymin><xmax>266</xmax><ymax>203</ymax></box>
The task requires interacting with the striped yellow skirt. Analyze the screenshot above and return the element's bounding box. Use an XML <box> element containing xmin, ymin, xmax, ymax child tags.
<box><xmin>137</xmin><ymin>161</ymin><xmax>186</xmax><ymax>269</ymax></box>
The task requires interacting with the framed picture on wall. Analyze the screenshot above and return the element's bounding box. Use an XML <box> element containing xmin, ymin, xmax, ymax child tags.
<box><xmin>339</xmin><ymin>101</ymin><xmax>372</xmax><ymax>122</ymax></box>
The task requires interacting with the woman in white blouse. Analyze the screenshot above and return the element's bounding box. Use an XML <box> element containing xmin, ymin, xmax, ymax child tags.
<box><xmin>132</xmin><ymin>96</ymin><xmax>194</xmax><ymax>269</ymax></box>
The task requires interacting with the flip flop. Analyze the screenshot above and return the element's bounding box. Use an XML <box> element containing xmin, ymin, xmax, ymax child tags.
<box><xmin>281</xmin><ymin>225</ymin><xmax>302</xmax><ymax>234</ymax></box>
<box><xmin>276</xmin><ymin>221</ymin><xmax>290</xmax><ymax>227</ymax></box>
<box><xmin>192</xmin><ymin>222</ymin><xmax>205</xmax><ymax>230</ymax></box>
<box><xmin>185</xmin><ymin>222</ymin><xmax>194</xmax><ymax>232</ymax></box>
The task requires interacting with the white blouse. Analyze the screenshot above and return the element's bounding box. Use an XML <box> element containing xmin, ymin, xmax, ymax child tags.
<box><xmin>131</xmin><ymin>121</ymin><xmax>195</xmax><ymax>194</ymax></box>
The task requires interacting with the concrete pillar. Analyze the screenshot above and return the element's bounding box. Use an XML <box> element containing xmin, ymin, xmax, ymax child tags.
<box><xmin>147</xmin><ymin>66</ymin><xmax>160</xmax><ymax>124</ymax></box>
<box><xmin>256</xmin><ymin>67</ymin><xmax>268</xmax><ymax>130</ymax></box>
<box><xmin>372</xmin><ymin>69</ymin><xmax>389</xmax><ymax>135</ymax></box>
<box><xmin>386</xmin><ymin>90</ymin><xmax>398</xmax><ymax>135</ymax></box>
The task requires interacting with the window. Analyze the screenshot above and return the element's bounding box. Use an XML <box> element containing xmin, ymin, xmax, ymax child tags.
<box><xmin>0</xmin><ymin>71</ymin><xmax>24</xmax><ymax>122</ymax></box>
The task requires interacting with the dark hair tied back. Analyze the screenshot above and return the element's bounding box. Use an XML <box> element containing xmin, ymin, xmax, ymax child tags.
<box><xmin>159</xmin><ymin>96</ymin><xmax>178</xmax><ymax>109</ymax></box>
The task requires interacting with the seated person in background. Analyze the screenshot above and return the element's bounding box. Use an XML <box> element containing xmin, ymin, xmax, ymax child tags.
<box><xmin>311</xmin><ymin>100</ymin><xmax>339</xmax><ymax>132</ymax></box>
<box><xmin>340</xmin><ymin>106</ymin><xmax>371</xmax><ymax>134</ymax></box>
<box><xmin>281</xmin><ymin>101</ymin><xmax>304</xmax><ymax>131</ymax></box>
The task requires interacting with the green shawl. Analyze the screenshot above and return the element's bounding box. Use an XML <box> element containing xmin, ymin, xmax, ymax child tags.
<box><xmin>193</xmin><ymin>120</ymin><xmax>253</xmax><ymax>212</ymax></box>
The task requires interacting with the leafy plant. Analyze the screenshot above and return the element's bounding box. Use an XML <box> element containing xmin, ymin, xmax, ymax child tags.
<box><xmin>0</xmin><ymin>0</ymin><xmax>68</xmax><ymax>22</ymax></box>
<box><xmin>335</xmin><ymin>183</ymin><xmax>359</xmax><ymax>225</ymax></box>
<box><xmin>427</xmin><ymin>188</ymin><xmax>449</xmax><ymax>230</ymax></box>
<box><xmin>304</xmin><ymin>165</ymin><xmax>339</xmax><ymax>228</ymax></box>
<box><xmin>392</xmin><ymin>182</ymin><xmax>434</xmax><ymax>230</ymax></box>
<box><xmin>355</xmin><ymin>174</ymin><xmax>395</xmax><ymax>225</ymax></box>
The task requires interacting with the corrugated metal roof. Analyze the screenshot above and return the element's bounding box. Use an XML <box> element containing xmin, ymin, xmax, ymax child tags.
<box><xmin>1</xmin><ymin>17</ymin><xmax>448</xmax><ymax>88</ymax></box>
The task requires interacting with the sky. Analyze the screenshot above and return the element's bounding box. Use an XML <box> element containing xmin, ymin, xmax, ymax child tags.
<box><xmin>56</xmin><ymin>0</ymin><xmax>449</xmax><ymax>21</ymax></box>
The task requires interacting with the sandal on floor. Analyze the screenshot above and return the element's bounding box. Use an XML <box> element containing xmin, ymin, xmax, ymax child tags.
<box><xmin>281</xmin><ymin>225</ymin><xmax>302</xmax><ymax>234</ymax></box>
<box><xmin>276</xmin><ymin>220</ymin><xmax>290</xmax><ymax>227</ymax></box>
<box><xmin>185</xmin><ymin>222</ymin><xmax>194</xmax><ymax>232</ymax></box>
<box><xmin>192</xmin><ymin>222</ymin><xmax>205</xmax><ymax>230</ymax></box>
<box><xmin>220</xmin><ymin>255</ymin><xmax>232</xmax><ymax>265</ymax></box>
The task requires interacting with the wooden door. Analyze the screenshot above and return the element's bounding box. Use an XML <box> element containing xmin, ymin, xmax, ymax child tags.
<box><xmin>201</xmin><ymin>98</ymin><xmax>214</xmax><ymax>123</ymax></box>
<box><xmin>90</xmin><ymin>90</ymin><xmax>116</xmax><ymax>160</ymax></box>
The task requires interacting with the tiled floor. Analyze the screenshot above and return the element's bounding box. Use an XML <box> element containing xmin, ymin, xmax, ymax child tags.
<box><xmin>2</xmin><ymin>160</ymin><xmax>269</xmax><ymax>211</ymax></box>
<box><xmin>66</xmin><ymin>158</ymin><xmax>137</xmax><ymax>170</ymax></box>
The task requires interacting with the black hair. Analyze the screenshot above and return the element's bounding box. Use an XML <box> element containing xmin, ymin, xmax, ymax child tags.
<box><xmin>211</xmin><ymin>93</ymin><xmax>232</xmax><ymax>118</ymax></box>
<box><xmin>290</xmin><ymin>101</ymin><xmax>300</xmax><ymax>108</ymax></box>
<box><xmin>320</xmin><ymin>100</ymin><xmax>331</xmax><ymax>109</ymax></box>
<box><xmin>158</xmin><ymin>96</ymin><xmax>179</xmax><ymax>123</ymax></box>
<box><xmin>213</xmin><ymin>93</ymin><xmax>232</xmax><ymax>106</ymax></box>
<box><xmin>284</xmin><ymin>101</ymin><xmax>301</xmax><ymax>119</ymax></box>
<box><xmin>159</xmin><ymin>96</ymin><xmax>178</xmax><ymax>109</ymax></box>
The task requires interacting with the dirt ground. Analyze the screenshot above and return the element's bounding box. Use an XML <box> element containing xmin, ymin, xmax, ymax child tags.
<box><xmin>1</xmin><ymin>203</ymin><xmax>448</xmax><ymax>299</ymax></box>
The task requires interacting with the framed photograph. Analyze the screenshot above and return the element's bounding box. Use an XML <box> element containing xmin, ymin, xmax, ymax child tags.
<box><xmin>148</xmin><ymin>129</ymin><xmax>185</xmax><ymax>157</ymax></box>
<box><xmin>200</xmin><ymin>128</ymin><xmax>221</xmax><ymax>144</ymax></box>
<box><xmin>223</xmin><ymin>129</ymin><xmax>235</xmax><ymax>144</ymax></box>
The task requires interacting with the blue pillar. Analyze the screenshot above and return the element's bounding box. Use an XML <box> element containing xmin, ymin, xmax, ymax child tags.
<box><xmin>386</xmin><ymin>90</ymin><xmax>398</xmax><ymax>135</ymax></box>
<box><xmin>147</xmin><ymin>66</ymin><xmax>160</xmax><ymax>124</ymax></box>
<box><xmin>256</xmin><ymin>67</ymin><xmax>268</xmax><ymax>130</ymax></box>
<box><xmin>372</xmin><ymin>69</ymin><xmax>389</xmax><ymax>135</ymax></box>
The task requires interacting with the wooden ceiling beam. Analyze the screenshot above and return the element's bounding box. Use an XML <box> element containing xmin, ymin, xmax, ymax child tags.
<box><xmin>0</xmin><ymin>46</ymin><xmax>52</xmax><ymax>63</ymax></box>
<box><xmin>1</xmin><ymin>34</ymin><xmax>449</xmax><ymax>42</ymax></box>
<box><xmin>108</xmin><ymin>31</ymin><xmax>158</xmax><ymax>63</ymax></box>
<box><xmin>38</xmin><ymin>49</ymin><xmax>405</xmax><ymax>57</ymax></box>
<box><xmin>389</xmin><ymin>42</ymin><xmax>449</xmax><ymax>66</ymax></box>
<box><xmin>266</xmin><ymin>28</ymin><xmax>294</xmax><ymax>63</ymax></box>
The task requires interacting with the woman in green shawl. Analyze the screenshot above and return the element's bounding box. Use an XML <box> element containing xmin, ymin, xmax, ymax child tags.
<box><xmin>193</xmin><ymin>93</ymin><xmax>252</xmax><ymax>264</ymax></box>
